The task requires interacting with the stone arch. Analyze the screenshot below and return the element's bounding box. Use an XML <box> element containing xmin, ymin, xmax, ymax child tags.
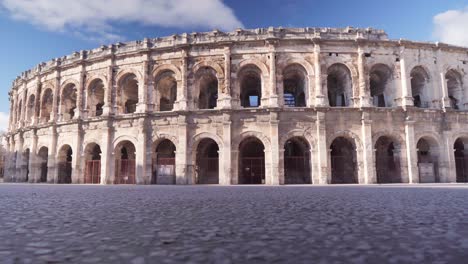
<box><xmin>193</xmin><ymin>66</ymin><xmax>220</xmax><ymax>109</ymax></box>
<box><xmin>238</xmin><ymin>59</ymin><xmax>269</xmax><ymax>76</ymax></box>
<box><xmin>327</xmin><ymin>130</ymin><xmax>363</xmax><ymax>151</ymax></box>
<box><xmin>369</xmin><ymin>63</ymin><xmax>394</xmax><ymax>107</ymax></box>
<box><xmin>16</xmin><ymin>100</ymin><xmax>22</xmax><ymax>123</ymax></box>
<box><xmin>373</xmin><ymin>133</ymin><xmax>404</xmax><ymax>183</ymax></box>
<box><xmin>415</xmin><ymin>134</ymin><xmax>441</xmax><ymax>183</ymax></box>
<box><xmin>57</xmin><ymin>144</ymin><xmax>73</xmax><ymax>184</ymax></box>
<box><xmin>191</xmin><ymin>134</ymin><xmax>221</xmax><ymax>184</ymax></box>
<box><xmin>234</xmin><ymin>131</ymin><xmax>271</xmax><ymax>152</ymax></box>
<box><xmin>281</xmin><ymin>63</ymin><xmax>309</xmax><ymax>107</ymax></box>
<box><xmin>190</xmin><ymin>132</ymin><xmax>224</xmax><ymax>151</ymax></box>
<box><xmin>37</xmin><ymin>146</ymin><xmax>49</xmax><ymax>183</ymax></box>
<box><xmin>26</xmin><ymin>94</ymin><xmax>36</xmax><ymax>124</ymax></box>
<box><xmin>86</xmin><ymin>78</ymin><xmax>106</xmax><ymax>117</ymax></box>
<box><xmin>83</xmin><ymin>142</ymin><xmax>102</xmax><ymax>184</ymax></box>
<box><xmin>113</xmin><ymin>135</ymin><xmax>138</xmax><ymax>150</ymax></box>
<box><xmin>152</xmin><ymin>138</ymin><xmax>177</xmax><ymax>184</ymax></box>
<box><xmin>21</xmin><ymin>148</ymin><xmax>30</xmax><ymax>182</ymax></box>
<box><xmin>154</xmin><ymin>69</ymin><xmax>178</xmax><ymax>112</ymax></box>
<box><xmin>40</xmin><ymin>88</ymin><xmax>54</xmax><ymax>123</ymax></box>
<box><xmin>152</xmin><ymin>64</ymin><xmax>182</xmax><ymax>81</ymax></box>
<box><xmin>116</xmin><ymin>72</ymin><xmax>139</xmax><ymax>114</ymax></box>
<box><xmin>237</xmin><ymin>64</ymin><xmax>265</xmax><ymax>107</ymax></box>
<box><xmin>279</xmin><ymin>129</ymin><xmax>315</xmax><ymax>152</ymax></box>
<box><xmin>281</xmin><ymin>58</ymin><xmax>314</xmax><ymax>77</ymax></box>
<box><xmin>453</xmin><ymin>135</ymin><xmax>468</xmax><ymax>183</ymax></box>
<box><xmin>327</xmin><ymin>63</ymin><xmax>354</xmax><ymax>107</ymax></box>
<box><xmin>152</xmin><ymin>133</ymin><xmax>179</xmax><ymax>148</ymax></box>
<box><xmin>445</xmin><ymin>68</ymin><xmax>464</xmax><ymax>109</ymax></box>
<box><xmin>238</xmin><ymin>136</ymin><xmax>266</xmax><ymax>184</ymax></box>
<box><xmin>282</xmin><ymin>135</ymin><xmax>312</xmax><ymax>184</ymax></box>
<box><xmin>114</xmin><ymin>139</ymin><xmax>136</xmax><ymax>184</ymax></box>
<box><xmin>115</xmin><ymin>69</ymin><xmax>143</xmax><ymax>86</ymax></box>
<box><xmin>410</xmin><ymin>65</ymin><xmax>432</xmax><ymax>108</ymax></box>
<box><xmin>193</xmin><ymin>61</ymin><xmax>225</xmax><ymax>79</ymax></box>
<box><xmin>59</xmin><ymin>82</ymin><xmax>78</xmax><ymax>121</ymax></box>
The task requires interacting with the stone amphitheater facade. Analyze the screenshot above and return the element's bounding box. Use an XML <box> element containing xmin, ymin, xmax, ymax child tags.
<box><xmin>4</xmin><ymin>27</ymin><xmax>468</xmax><ymax>185</ymax></box>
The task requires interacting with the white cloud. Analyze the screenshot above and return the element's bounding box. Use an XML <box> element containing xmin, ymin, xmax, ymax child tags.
<box><xmin>433</xmin><ymin>6</ymin><xmax>468</xmax><ymax>47</ymax></box>
<box><xmin>0</xmin><ymin>0</ymin><xmax>243</xmax><ymax>43</ymax></box>
<box><xmin>0</xmin><ymin>112</ymin><xmax>9</xmax><ymax>133</ymax></box>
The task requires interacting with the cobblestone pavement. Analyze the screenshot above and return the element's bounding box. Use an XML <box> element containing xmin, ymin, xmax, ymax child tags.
<box><xmin>0</xmin><ymin>184</ymin><xmax>467</xmax><ymax>263</ymax></box>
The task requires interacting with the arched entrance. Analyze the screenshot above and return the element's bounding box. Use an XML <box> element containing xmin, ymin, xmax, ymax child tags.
<box><xmin>454</xmin><ymin>138</ymin><xmax>468</xmax><ymax>183</ymax></box>
<box><xmin>239</xmin><ymin>137</ymin><xmax>265</xmax><ymax>184</ymax></box>
<box><xmin>196</xmin><ymin>138</ymin><xmax>219</xmax><ymax>184</ymax></box>
<box><xmin>196</xmin><ymin>68</ymin><xmax>218</xmax><ymax>109</ymax></box>
<box><xmin>330</xmin><ymin>137</ymin><xmax>357</xmax><ymax>184</ymax></box>
<box><xmin>152</xmin><ymin>140</ymin><xmax>176</xmax><ymax>184</ymax></box>
<box><xmin>154</xmin><ymin>71</ymin><xmax>177</xmax><ymax>111</ymax></box>
<box><xmin>118</xmin><ymin>74</ymin><xmax>139</xmax><ymax>114</ymax></box>
<box><xmin>370</xmin><ymin>64</ymin><xmax>393</xmax><ymax>107</ymax></box>
<box><xmin>375</xmin><ymin>136</ymin><xmax>402</xmax><ymax>183</ymax></box>
<box><xmin>410</xmin><ymin>66</ymin><xmax>430</xmax><ymax>108</ymax></box>
<box><xmin>417</xmin><ymin>137</ymin><xmax>440</xmax><ymax>183</ymax></box>
<box><xmin>239</xmin><ymin>65</ymin><xmax>262</xmax><ymax>108</ymax></box>
<box><xmin>87</xmin><ymin>79</ymin><xmax>105</xmax><ymax>117</ymax></box>
<box><xmin>284</xmin><ymin>137</ymin><xmax>311</xmax><ymax>184</ymax></box>
<box><xmin>327</xmin><ymin>63</ymin><xmax>352</xmax><ymax>107</ymax></box>
<box><xmin>283</xmin><ymin>64</ymin><xmax>307</xmax><ymax>107</ymax></box>
<box><xmin>22</xmin><ymin>149</ymin><xmax>30</xmax><ymax>182</ymax></box>
<box><xmin>114</xmin><ymin>141</ymin><xmax>136</xmax><ymax>184</ymax></box>
<box><xmin>60</xmin><ymin>84</ymin><xmax>77</xmax><ymax>121</ymax></box>
<box><xmin>38</xmin><ymin>147</ymin><xmax>48</xmax><ymax>183</ymax></box>
<box><xmin>57</xmin><ymin>145</ymin><xmax>72</xmax><ymax>184</ymax></box>
<box><xmin>446</xmin><ymin>69</ymin><xmax>463</xmax><ymax>110</ymax></box>
<box><xmin>84</xmin><ymin>143</ymin><xmax>102</xmax><ymax>184</ymax></box>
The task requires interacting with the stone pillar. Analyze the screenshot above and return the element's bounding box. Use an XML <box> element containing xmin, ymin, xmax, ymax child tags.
<box><xmin>100</xmin><ymin>122</ymin><xmax>113</xmax><ymax>184</ymax></box>
<box><xmin>48</xmin><ymin>127</ymin><xmax>58</xmax><ymax>183</ymax></box>
<box><xmin>442</xmin><ymin>132</ymin><xmax>456</xmax><ymax>183</ymax></box>
<box><xmin>176</xmin><ymin>49</ymin><xmax>188</xmax><ymax>111</ymax></box>
<box><xmin>315</xmin><ymin>111</ymin><xmax>328</xmax><ymax>184</ymax></box>
<box><xmin>135</xmin><ymin>118</ymin><xmax>150</xmax><ymax>184</ymax></box>
<box><xmin>404</xmin><ymin>118</ymin><xmax>419</xmax><ymax>183</ymax></box>
<box><xmin>75</xmin><ymin>64</ymin><xmax>85</xmax><ymax>119</ymax></box>
<box><xmin>218</xmin><ymin>46</ymin><xmax>232</xmax><ymax>109</ymax></box>
<box><xmin>32</xmin><ymin>82</ymin><xmax>40</xmax><ymax>126</ymax></box>
<box><xmin>268</xmin><ymin>47</ymin><xmax>279</xmax><ymax>107</ymax></box>
<box><xmin>103</xmin><ymin>64</ymin><xmax>114</xmax><ymax>116</ymax></box>
<box><xmin>175</xmin><ymin>115</ymin><xmax>188</xmax><ymax>184</ymax></box>
<box><xmin>51</xmin><ymin>73</ymin><xmax>61</xmax><ymax>122</ymax></box>
<box><xmin>221</xmin><ymin>113</ymin><xmax>232</xmax><ymax>185</ymax></box>
<box><xmin>358</xmin><ymin>45</ymin><xmax>372</xmax><ymax>107</ymax></box>
<box><xmin>361</xmin><ymin>112</ymin><xmax>376</xmax><ymax>183</ymax></box>
<box><xmin>30</xmin><ymin>132</ymin><xmax>38</xmax><ymax>182</ymax></box>
<box><xmin>72</xmin><ymin>127</ymin><xmax>84</xmax><ymax>183</ymax></box>
<box><xmin>313</xmin><ymin>40</ymin><xmax>326</xmax><ymax>106</ymax></box>
<box><xmin>268</xmin><ymin>112</ymin><xmax>280</xmax><ymax>185</ymax></box>
<box><xmin>399</xmin><ymin>55</ymin><xmax>413</xmax><ymax>107</ymax></box>
<box><xmin>137</xmin><ymin>58</ymin><xmax>150</xmax><ymax>113</ymax></box>
<box><xmin>15</xmin><ymin>134</ymin><xmax>24</xmax><ymax>182</ymax></box>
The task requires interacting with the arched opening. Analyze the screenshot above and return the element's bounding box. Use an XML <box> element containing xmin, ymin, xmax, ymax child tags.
<box><xmin>446</xmin><ymin>69</ymin><xmax>463</xmax><ymax>110</ymax></box>
<box><xmin>239</xmin><ymin>65</ymin><xmax>262</xmax><ymax>108</ymax></box>
<box><xmin>284</xmin><ymin>137</ymin><xmax>311</xmax><ymax>184</ymax></box>
<box><xmin>370</xmin><ymin>64</ymin><xmax>392</xmax><ymax>107</ymax></box>
<box><xmin>57</xmin><ymin>145</ymin><xmax>72</xmax><ymax>184</ymax></box>
<box><xmin>60</xmin><ymin>84</ymin><xmax>77</xmax><ymax>121</ymax></box>
<box><xmin>119</xmin><ymin>74</ymin><xmax>139</xmax><ymax>114</ymax></box>
<box><xmin>22</xmin><ymin>149</ymin><xmax>30</xmax><ymax>182</ymax></box>
<box><xmin>84</xmin><ymin>143</ymin><xmax>101</xmax><ymax>184</ymax></box>
<box><xmin>330</xmin><ymin>137</ymin><xmax>357</xmax><ymax>184</ymax></box>
<box><xmin>155</xmin><ymin>71</ymin><xmax>177</xmax><ymax>112</ymax></box>
<box><xmin>40</xmin><ymin>89</ymin><xmax>53</xmax><ymax>123</ymax></box>
<box><xmin>196</xmin><ymin>138</ymin><xmax>219</xmax><ymax>184</ymax></box>
<box><xmin>114</xmin><ymin>140</ymin><xmax>136</xmax><ymax>184</ymax></box>
<box><xmin>327</xmin><ymin>63</ymin><xmax>352</xmax><ymax>107</ymax></box>
<box><xmin>152</xmin><ymin>139</ymin><xmax>176</xmax><ymax>184</ymax></box>
<box><xmin>375</xmin><ymin>136</ymin><xmax>402</xmax><ymax>183</ymax></box>
<box><xmin>417</xmin><ymin>137</ymin><xmax>440</xmax><ymax>183</ymax></box>
<box><xmin>239</xmin><ymin>137</ymin><xmax>265</xmax><ymax>184</ymax></box>
<box><xmin>454</xmin><ymin>138</ymin><xmax>468</xmax><ymax>183</ymax></box>
<box><xmin>26</xmin><ymin>94</ymin><xmax>35</xmax><ymax>124</ymax></box>
<box><xmin>410</xmin><ymin>66</ymin><xmax>430</xmax><ymax>108</ymax></box>
<box><xmin>283</xmin><ymin>64</ymin><xmax>307</xmax><ymax>107</ymax></box>
<box><xmin>38</xmin><ymin>147</ymin><xmax>48</xmax><ymax>183</ymax></box>
<box><xmin>197</xmin><ymin>68</ymin><xmax>218</xmax><ymax>109</ymax></box>
<box><xmin>17</xmin><ymin>100</ymin><xmax>22</xmax><ymax>123</ymax></box>
<box><xmin>87</xmin><ymin>79</ymin><xmax>105</xmax><ymax>117</ymax></box>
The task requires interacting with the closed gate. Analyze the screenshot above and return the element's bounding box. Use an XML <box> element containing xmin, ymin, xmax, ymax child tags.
<box><xmin>197</xmin><ymin>157</ymin><xmax>219</xmax><ymax>184</ymax></box>
<box><xmin>331</xmin><ymin>156</ymin><xmax>356</xmax><ymax>184</ymax></box>
<box><xmin>241</xmin><ymin>157</ymin><xmax>264</xmax><ymax>184</ymax></box>
<box><xmin>152</xmin><ymin>158</ymin><xmax>175</xmax><ymax>184</ymax></box>
<box><xmin>115</xmin><ymin>159</ymin><xmax>136</xmax><ymax>184</ymax></box>
<box><xmin>284</xmin><ymin>156</ymin><xmax>310</xmax><ymax>184</ymax></box>
<box><xmin>85</xmin><ymin>160</ymin><xmax>101</xmax><ymax>184</ymax></box>
<box><xmin>57</xmin><ymin>161</ymin><xmax>72</xmax><ymax>184</ymax></box>
<box><xmin>376</xmin><ymin>156</ymin><xmax>401</xmax><ymax>183</ymax></box>
<box><xmin>455</xmin><ymin>156</ymin><xmax>468</xmax><ymax>183</ymax></box>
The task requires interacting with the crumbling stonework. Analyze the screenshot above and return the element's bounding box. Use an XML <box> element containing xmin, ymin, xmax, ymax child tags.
<box><xmin>4</xmin><ymin>27</ymin><xmax>468</xmax><ymax>185</ymax></box>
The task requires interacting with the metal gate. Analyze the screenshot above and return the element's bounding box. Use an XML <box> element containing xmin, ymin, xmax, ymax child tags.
<box><xmin>376</xmin><ymin>156</ymin><xmax>401</xmax><ymax>183</ymax></box>
<box><xmin>152</xmin><ymin>158</ymin><xmax>175</xmax><ymax>184</ymax></box>
<box><xmin>197</xmin><ymin>157</ymin><xmax>219</xmax><ymax>184</ymax></box>
<box><xmin>455</xmin><ymin>156</ymin><xmax>468</xmax><ymax>183</ymax></box>
<box><xmin>115</xmin><ymin>159</ymin><xmax>136</xmax><ymax>184</ymax></box>
<box><xmin>331</xmin><ymin>155</ymin><xmax>357</xmax><ymax>184</ymax></box>
<box><xmin>284</xmin><ymin>156</ymin><xmax>310</xmax><ymax>184</ymax></box>
<box><xmin>241</xmin><ymin>157</ymin><xmax>264</xmax><ymax>184</ymax></box>
<box><xmin>57</xmin><ymin>161</ymin><xmax>72</xmax><ymax>184</ymax></box>
<box><xmin>85</xmin><ymin>160</ymin><xmax>101</xmax><ymax>184</ymax></box>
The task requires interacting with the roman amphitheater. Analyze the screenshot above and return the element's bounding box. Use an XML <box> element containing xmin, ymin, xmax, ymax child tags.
<box><xmin>3</xmin><ymin>27</ymin><xmax>468</xmax><ymax>185</ymax></box>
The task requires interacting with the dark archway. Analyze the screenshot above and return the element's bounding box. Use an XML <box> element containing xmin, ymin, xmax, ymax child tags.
<box><xmin>57</xmin><ymin>145</ymin><xmax>72</xmax><ymax>184</ymax></box>
<box><xmin>330</xmin><ymin>137</ymin><xmax>357</xmax><ymax>184</ymax></box>
<box><xmin>119</xmin><ymin>74</ymin><xmax>139</xmax><ymax>114</ymax></box>
<box><xmin>22</xmin><ymin>149</ymin><xmax>30</xmax><ymax>182</ymax></box>
<box><xmin>239</xmin><ymin>65</ymin><xmax>262</xmax><ymax>108</ymax></box>
<box><xmin>87</xmin><ymin>79</ymin><xmax>105</xmax><ymax>117</ymax></box>
<box><xmin>197</xmin><ymin>68</ymin><xmax>218</xmax><ymax>109</ymax></box>
<box><xmin>454</xmin><ymin>138</ymin><xmax>468</xmax><ymax>183</ymax></box>
<box><xmin>283</xmin><ymin>64</ymin><xmax>307</xmax><ymax>107</ymax></box>
<box><xmin>284</xmin><ymin>137</ymin><xmax>311</xmax><ymax>184</ymax></box>
<box><xmin>40</xmin><ymin>88</ymin><xmax>53</xmax><ymax>123</ymax></box>
<box><xmin>38</xmin><ymin>147</ymin><xmax>48</xmax><ymax>183</ymax></box>
<box><xmin>375</xmin><ymin>136</ymin><xmax>402</xmax><ymax>183</ymax></box>
<box><xmin>370</xmin><ymin>64</ymin><xmax>392</xmax><ymax>107</ymax></box>
<box><xmin>446</xmin><ymin>69</ymin><xmax>463</xmax><ymax>110</ymax></box>
<box><xmin>196</xmin><ymin>138</ymin><xmax>219</xmax><ymax>184</ymax></box>
<box><xmin>84</xmin><ymin>143</ymin><xmax>101</xmax><ymax>184</ymax></box>
<box><xmin>114</xmin><ymin>141</ymin><xmax>136</xmax><ymax>184</ymax></box>
<box><xmin>417</xmin><ymin>137</ymin><xmax>440</xmax><ymax>183</ymax></box>
<box><xmin>60</xmin><ymin>84</ymin><xmax>77</xmax><ymax>121</ymax></box>
<box><xmin>153</xmin><ymin>140</ymin><xmax>176</xmax><ymax>184</ymax></box>
<box><xmin>410</xmin><ymin>66</ymin><xmax>430</xmax><ymax>108</ymax></box>
<box><xmin>239</xmin><ymin>137</ymin><xmax>265</xmax><ymax>184</ymax></box>
<box><xmin>155</xmin><ymin>71</ymin><xmax>177</xmax><ymax>112</ymax></box>
<box><xmin>327</xmin><ymin>63</ymin><xmax>352</xmax><ymax>107</ymax></box>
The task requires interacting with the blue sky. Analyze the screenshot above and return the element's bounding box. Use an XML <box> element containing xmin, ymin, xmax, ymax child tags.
<box><xmin>0</xmin><ymin>0</ymin><xmax>467</xmax><ymax>130</ymax></box>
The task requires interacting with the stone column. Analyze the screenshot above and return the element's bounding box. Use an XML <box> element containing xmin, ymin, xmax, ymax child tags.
<box><xmin>135</xmin><ymin>118</ymin><xmax>151</xmax><ymax>184</ymax></box>
<box><xmin>100</xmin><ymin>125</ymin><xmax>113</xmax><ymax>184</ymax></box>
<box><xmin>72</xmin><ymin>127</ymin><xmax>84</xmax><ymax>183</ymax></box>
<box><xmin>51</xmin><ymin>72</ymin><xmax>61</xmax><ymax>122</ymax></box>
<box><xmin>176</xmin><ymin>49</ymin><xmax>188</xmax><ymax>111</ymax></box>
<box><xmin>398</xmin><ymin>48</ymin><xmax>414</xmax><ymax>107</ymax></box>
<box><xmin>315</xmin><ymin>111</ymin><xmax>328</xmax><ymax>184</ymax></box>
<box><xmin>358</xmin><ymin>45</ymin><xmax>372</xmax><ymax>107</ymax></box>
<box><xmin>75</xmin><ymin>64</ymin><xmax>85</xmax><ymax>119</ymax></box>
<box><xmin>404</xmin><ymin>117</ymin><xmax>419</xmax><ymax>183</ymax></box>
<box><xmin>30</xmin><ymin>132</ymin><xmax>38</xmax><ymax>182</ymax></box>
<box><xmin>15</xmin><ymin>134</ymin><xmax>24</xmax><ymax>182</ymax></box>
<box><xmin>313</xmin><ymin>39</ymin><xmax>326</xmax><ymax>106</ymax></box>
<box><xmin>221</xmin><ymin>113</ymin><xmax>232</xmax><ymax>185</ymax></box>
<box><xmin>137</xmin><ymin>58</ymin><xmax>150</xmax><ymax>113</ymax></box>
<box><xmin>103</xmin><ymin>63</ymin><xmax>114</xmax><ymax>116</ymax></box>
<box><xmin>442</xmin><ymin>132</ymin><xmax>456</xmax><ymax>183</ymax></box>
<box><xmin>48</xmin><ymin>127</ymin><xmax>58</xmax><ymax>183</ymax></box>
<box><xmin>218</xmin><ymin>46</ymin><xmax>232</xmax><ymax>109</ymax></box>
<box><xmin>175</xmin><ymin>115</ymin><xmax>188</xmax><ymax>184</ymax></box>
<box><xmin>268</xmin><ymin>46</ymin><xmax>279</xmax><ymax>107</ymax></box>
<box><xmin>361</xmin><ymin>112</ymin><xmax>376</xmax><ymax>183</ymax></box>
<box><xmin>269</xmin><ymin>112</ymin><xmax>280</xmax><ymax>185</ymax></box>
